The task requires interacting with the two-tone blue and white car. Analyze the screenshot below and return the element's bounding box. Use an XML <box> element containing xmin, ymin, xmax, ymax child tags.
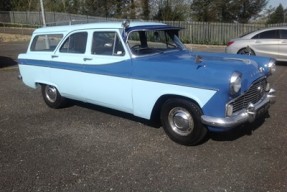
<box><xmin>18</xmin><ymin>21</ymin><xmax>276</xmax><ymax>145</ymax></box>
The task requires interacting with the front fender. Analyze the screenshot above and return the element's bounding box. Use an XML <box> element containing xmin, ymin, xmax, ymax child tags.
<box><xmin>132</xmin><ymin>79</ymin><xmax>217</xmax><ymax>120</ymax></box>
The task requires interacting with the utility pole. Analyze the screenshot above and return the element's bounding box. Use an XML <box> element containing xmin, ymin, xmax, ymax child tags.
<box><xmin>40</xmin><ymin>0</ymin><xmax>49</xmax><ymax>49</ymax></box>
<box><xmin>40</xmin><ymin>0</ymin><xmax>46</xmax><ymax>26</ymax></box>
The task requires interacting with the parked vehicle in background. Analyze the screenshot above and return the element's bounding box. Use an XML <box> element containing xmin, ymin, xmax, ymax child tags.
<box><xmin>226</xmin><ymin>27</ymin><xmax>287</xmax><ymax>62</ymax></box>
<box><xmin>18</xmin><ymin>21</ymin><xmax>276</xmax><ymax>146</ymax></box>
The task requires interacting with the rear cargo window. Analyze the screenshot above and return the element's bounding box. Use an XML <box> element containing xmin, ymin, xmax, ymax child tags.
<box><xmin>30</xmin><ymin>34</ymin><xmax>63</xmax><ymax>52</ymax></box>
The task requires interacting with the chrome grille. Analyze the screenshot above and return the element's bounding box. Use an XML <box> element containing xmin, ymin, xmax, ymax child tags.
<box><xmin>230</xmin><ymin>78</ymin><xmax>267</xmax><ymax>113</ymax></box>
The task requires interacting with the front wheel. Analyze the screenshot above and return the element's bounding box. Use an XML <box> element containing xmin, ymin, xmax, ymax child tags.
<box><xmin>160</xmin><ymin>98</ymin><xmax>207</xmax><ymax>146</ymax></box>
<box><xmin>237</xmin><ymin>47</ymin><xmax>255</xmax><ymax>55</ymax></box>
<box><xmin>41</xmin><ymin>84</ymin><xmax>67</xmax><ymax>109</ymax></box>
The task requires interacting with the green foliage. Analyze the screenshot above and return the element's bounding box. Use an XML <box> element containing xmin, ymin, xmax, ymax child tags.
<box><xmin>84</xmin><ymin>0</ymin><xmax>112</xmax><ymax>17</ymax></box>
<box><xmin>266</xmin><ymin>4</ymin><xmax>285</xmax><ymax>24</ymax></box>
<box><xmin>190</xmin><ymin>0</ymin><xmax>214</xmax><ymax>22</ymax></box>
<box><xmin>153</xmin><ymin>0</ymin><xmax>189</xmax><ymax>21</ymax></box>
<box><xmin>191</xmin><ymin>0</ymin><xmax>268</xmax><ymax>23</ymax></box>
<box><xmin>142</xmin><ymin>0</ymin><xmax>150</xmax><ymax>20</ymax></box>
<box><xmin>11</xmin><ymin>0</ymin><xmax>38</xmax><ymax>11</ymax></box>
<box><xmin>236</xmin><ymin>0</ymin><xmax>268</xmax><ymax>23</ymax></box>
<box><xmin>0</xmin><ymin>0</ymin><xmax>270</xmax><ymax>23</ymax></box>
<box><xmin>83</xmin><ymin>0</ymin><xmax>142</xmax><ymax>19</ymax></box>
<box><xmin>0</xmin><ymin>0</ymin><xmax>12</xmax><ymax>11</ymax></box>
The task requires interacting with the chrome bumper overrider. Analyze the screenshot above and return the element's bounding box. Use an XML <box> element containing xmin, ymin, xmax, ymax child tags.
<box><xmin>201</xmin><ymin>89</ymin><xmax>276</xmax><ymax>128</ymax></box>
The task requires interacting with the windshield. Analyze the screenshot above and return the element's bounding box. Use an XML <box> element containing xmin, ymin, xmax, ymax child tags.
<box><xmin>127</xmin><ymin>29</ymin><xmax>186</xmax><ymax>56</ymax></box>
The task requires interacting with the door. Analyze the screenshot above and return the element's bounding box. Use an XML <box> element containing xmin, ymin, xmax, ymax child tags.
<box><xmin>251</xmin><ymin>29</ymin><xmax>280</xmax><ymax>58</ymax></box>
<box><xmin>82</xmin><ymin>30</ymin><xmax>133</xmax><ymax>113</ymax></box>
<box><xmin>278</xmin><ymin>29</ymin><xmax>287</xmax><ymax>61</ymax></box>
<box><xmin>50</xmin><ymin>31</ymin><xmax>88</xmax><ymax>100</ymax></box>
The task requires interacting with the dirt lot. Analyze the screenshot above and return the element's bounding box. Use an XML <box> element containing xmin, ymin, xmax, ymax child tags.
<box><xmin>0</xmin><ymin>41</ymin><xmax>287</xmax><ymax>192</ymax></box>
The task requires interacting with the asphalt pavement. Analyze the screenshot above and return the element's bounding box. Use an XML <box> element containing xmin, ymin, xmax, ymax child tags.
<box><xmin>0</xmin><ymin>41</ymin><xmax>286</xmax><ymax>192</ymax></box>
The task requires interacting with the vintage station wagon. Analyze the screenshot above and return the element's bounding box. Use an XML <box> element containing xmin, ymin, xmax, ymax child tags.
<box><xmin>18</xmin><ymin>21</ymin><xmax>276</xmax><ymax>145</ymax></box>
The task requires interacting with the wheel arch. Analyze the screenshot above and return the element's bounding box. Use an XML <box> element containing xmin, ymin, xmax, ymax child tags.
<box><xmin>150</xmin><ymin>94</ymin><xmax>202</xmax><ymax>124</ymax></box>
<box><xmin>35</xmin><ymin>81</ymin><xmax>59</xmax><ymax>90</ymax></box>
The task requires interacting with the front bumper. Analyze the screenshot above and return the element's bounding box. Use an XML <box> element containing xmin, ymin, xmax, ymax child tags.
<box><xmin>201</xmin><ymin>88</ymin><xmax>276</xmax><ymax>129</ymax></box>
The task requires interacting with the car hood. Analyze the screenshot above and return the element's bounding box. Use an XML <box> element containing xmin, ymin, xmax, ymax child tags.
<box><xmin>132</xmin><ymin>50</ymin><xmax>272</xmax><ymax>93</ymax></box>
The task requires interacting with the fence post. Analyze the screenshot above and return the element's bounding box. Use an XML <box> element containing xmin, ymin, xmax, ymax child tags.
<box><xmin>12</xmin><ymin>11</ymin><xmax>15</xmax><ymax>24</ymax></box>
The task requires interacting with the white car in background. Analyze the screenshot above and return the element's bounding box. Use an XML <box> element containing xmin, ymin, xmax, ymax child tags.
<box><xmin>226</xmin><ymin>27</ymin><xmax>287</xmax><ymax>62</ymax></box>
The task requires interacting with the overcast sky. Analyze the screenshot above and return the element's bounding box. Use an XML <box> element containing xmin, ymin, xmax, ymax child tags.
<box><xmin>267</xmin><ymin>0</ymin><xmax>286</xmax><ymax>8</ymax></box>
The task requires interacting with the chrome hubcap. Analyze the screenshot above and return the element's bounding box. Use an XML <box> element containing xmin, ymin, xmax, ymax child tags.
<box><xmin>45</xmin><ymin>85</ymin><xmax>57</xmax><ymax>103</ymax></box>
<box><xmin>168</xmin><ymin>107</ymin><xmax>194</xmax><ymax>136</ymax></box>
<box><xmin>239</xmin><ymin>49</ymin><xmax>254</xmax><ymax>55</ymax></box>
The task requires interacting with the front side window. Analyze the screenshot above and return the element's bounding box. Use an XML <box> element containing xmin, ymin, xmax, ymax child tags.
<box><xmin>91</xmin><ymin>32</ymin><xmax>125</xmax><ymax>56</ymax></box>
<box><xmin>127</xmin><ymin>30</ymin><xmax>185</xmax><ymax>56</ymax></box>
<box><xmin>252</xmin><ymin>30</ymin><xmax>279</xmax><ymax>39</ymax></box>
<box><xmin>280</xmin><ymin>30</ymin><xmax>287</xmax><ymax>39</ymax></box>
<box><xmin>30</xmin><ymin>34</ymin><xmax>63</xmax><ymax>52</ymax></box>
<box><xmin>60</xmin><ymin>32</ymin><xmax>87</xmax><ymax>54</ymax></box>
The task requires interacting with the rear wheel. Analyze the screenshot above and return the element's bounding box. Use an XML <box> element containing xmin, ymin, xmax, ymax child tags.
<box><xmin>41</xmin><ymin>84</ymin><xmax>67</xmax><ymax>109</ymax></box>
<box><xmin>160</xmin><ymin>98</ymin><xmax>207</xmax><ymax>146</ymax></box>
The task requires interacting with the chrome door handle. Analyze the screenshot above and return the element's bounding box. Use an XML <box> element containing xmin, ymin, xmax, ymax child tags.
<box><xmin>255</xmin><ymin>40</ymin><xmax>261</xmax><ymax>43</ymax></box>
<box><xmin>83</xmin><ymin>58</ymin><xmax>92</xmax><ymax>61</ymax></box>
<box><xmin>51</xmin><ymin>55</ymin><xmax>58</xmax><ymax>58</ymax></box>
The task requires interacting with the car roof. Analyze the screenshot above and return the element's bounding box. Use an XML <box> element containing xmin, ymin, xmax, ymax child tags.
<box><xmin>241</xmin><ymin>26</ymin><xmax>287</xmax><ymax>38</ymax></box>
<box><xmin>33</xmin><ymin>21</ymin><xmax>167</xmax><ymax>35</ymax></box>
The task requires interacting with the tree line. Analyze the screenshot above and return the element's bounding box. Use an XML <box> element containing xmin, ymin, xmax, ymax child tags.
<box><xmin>0</xmin><ymin>0</ymin><xmax>286</xmax><ymax>24</ymax></box>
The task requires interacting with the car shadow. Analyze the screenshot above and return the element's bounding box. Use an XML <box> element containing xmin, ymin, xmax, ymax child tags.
<box><xmin>0</xmin><ymin>56</ymin><xmax>17</xmax><ymax>68</ymax></box>
<box><xmin>69</xmin><ymin>100</ymin><xmax>161</xmax><ymax>128</ymax></box>
<box><xmin>68</xmin><ymin>100</ymin><xmax>270</xmax><ymax>145</ymax></box>
<box><xmin>208</xmin><ymin>113</ymin><xmax>269</xmax><ymax>142</ymax></box>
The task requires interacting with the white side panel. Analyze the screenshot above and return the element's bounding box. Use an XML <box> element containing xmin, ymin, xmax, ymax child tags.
<box><xmin>19</xmin><ymin>65</ymin><xmax>50</xmax><ymax>89</ymax></box>
<box><xmin>81</xmin><ymin>73</ymin><xmax>133</xmax><ymax>113</ymax></box>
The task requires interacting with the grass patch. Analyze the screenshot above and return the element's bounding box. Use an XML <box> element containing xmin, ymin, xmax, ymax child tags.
<box><xmin>0</xmin><ymin>33</ymin><xmax>31</xmax><ymax>42</ymax></box>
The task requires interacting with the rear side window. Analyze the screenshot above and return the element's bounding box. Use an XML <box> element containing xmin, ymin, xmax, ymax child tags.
<box><xmin>252</xmin><ymin>30</ymin><xmax>279</xmax><ymax>39</ymax></box>
<box><xmin>91</xmin><ymin>32</ymin><xmax>125</xmax><ymax>56</ymax></box>
<box><xmin>60</xmin><ymin>32</ymin><xmax>88</xmax><ymax>54</ymax></box>
<box><xmin>30</xmin><ymin>34</ymin><xmax>63</xmax><ymax>52</ymax></box>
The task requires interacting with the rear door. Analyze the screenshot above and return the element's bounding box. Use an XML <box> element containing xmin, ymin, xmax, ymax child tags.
<box><xmin>51</xmin><ymin>31</ymin><xmax>88</xmax><ymax>100</ymax></box>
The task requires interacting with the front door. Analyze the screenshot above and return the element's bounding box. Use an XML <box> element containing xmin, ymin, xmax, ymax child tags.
<box><xmin>251</xmin><ymin>29</ymin><xmax>280</xmax><ymax>58</ymax></box>
<box><xmin>278</xmin><ymin>29</ymin><xmax>287</xmax><ymax>61</ymax></box>
<box><xmin>82</xmin><ymin>30</ymin><xmax>133</xmax><ymax>113</ymax></box>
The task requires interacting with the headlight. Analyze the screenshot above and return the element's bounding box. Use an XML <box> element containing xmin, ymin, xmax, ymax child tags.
<box><xmin>230</xmin><ymin>72</ymin><xmax>242</xmax><ymax>95</ymax></box>
<box><xmin>266</xmin><ymin>58</ymin><xmax>276</xmax><ymax>74</ymax></box>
